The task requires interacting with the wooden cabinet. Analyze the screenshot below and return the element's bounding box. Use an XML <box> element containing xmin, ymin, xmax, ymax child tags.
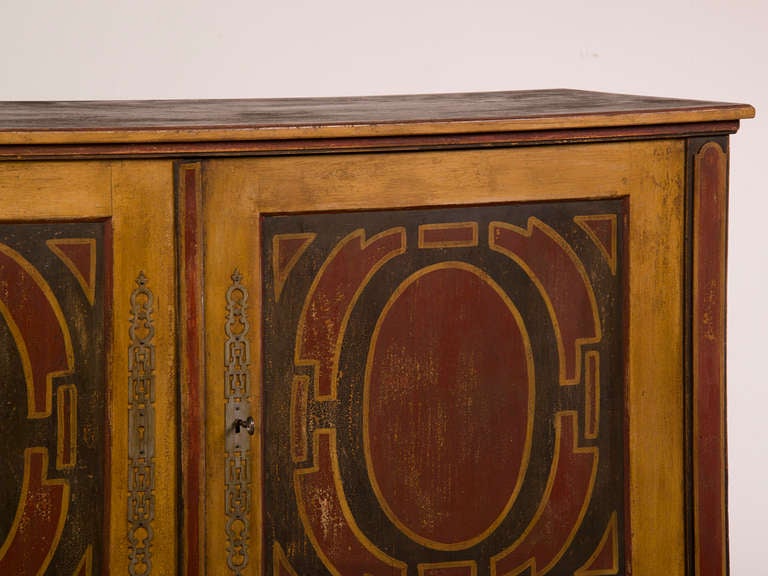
<box><xmin>0</xmin><ymin>91</ymin><xmax>754</xmax><ymax>575</ymax></box>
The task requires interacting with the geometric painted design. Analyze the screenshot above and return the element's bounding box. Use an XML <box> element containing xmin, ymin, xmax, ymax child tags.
<box><xmin>491</xmin><ymin>412</ymin><xmax>598</xmax><ymax>576</ymax></box>
<box><xmin>0</xmin><ymin>448</ymin><xmax>70</xmax><ymax>576</ymax></box>
<box><xmin>584</xmin><ymin>351</ymin><xmax>600</xmax><ymax>440</ymax></box>
<box><xmin>0</xmin><ymin>222</ymin><xmax>106</xmax><ymax>575</ymax></box>
<box><xmin>291</xmin><ymin>375</ymin><xmax>310</xmax><ymax>463</ymax></box>
<box><xmin>574</xmin><ymin>214</ymin><xmax>618</xmax><ymax>274</ymax></box>
<box><xmin>47</xmin><ymin>238</ymin><xmax>98</xmax><ymax>305</ymax></box>
<box><xmin>364</xmin><ymin>262</ymin><xmax>534</xmax><ymax>550</ymax></box>
<box><xmin>575</xmin><ymin>513</ymin><xmax>619</xmax><ymax>576</ymax></box>
<box><xmin>273</xmin><ymin>541</ymin><xmax>299</xmax><ymax>576</ymax></box>
<box><xmin>272</xmin><ymin>233</ymin><xmax>316</xmax><ymax>301</ymax></box>
<box><xmin>490</xmin><ymin>218</ymin><xmax>602</xmax><ymax>386</ymax></box>
<box><xmin>0</xmin><ymin>242</ymin><xmax>74</xmax><ymax>418</ymax></box>
<box><xmin>418</xmin><ymin>222</ymin><xmax>478</xmax><ymax>248</ymax></box>
<box><xmin>418</xmin><ymin>560</ymin><xmax>477</xmax><ymax>575</ymax></box>
<box><xmin>74</xmin><ymin>545</ymin><xmax>94</xmax><ymax>576</ymax></box>
<box><xmin>293</xmin><ymin>227</ymin><xmax>406</xmax><ymax>400</ymax></box>
<box><xmin>295</xmin><ymin>430</ymin><xmax>407</xmax><ymax>576</ymax></box>
<box><xmin>262</xmin><ymin>200</ymin><xmax>626</xmax><ymax>575</ymax></box>
<box><xmin>57</xmin><ymin>384</ymin><xmax>78</xmax><ymax>469</ymax></box>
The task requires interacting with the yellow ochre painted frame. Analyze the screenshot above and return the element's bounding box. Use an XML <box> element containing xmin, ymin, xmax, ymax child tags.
<box><xmin>0</xmin><ymin>159</ymin><xmax>179</xmax><ymax>575</ymax></box>
<box><xmin>202</xmin><ymin>139</ymin><xmax>685</xmax><ymax>575</ymax></box>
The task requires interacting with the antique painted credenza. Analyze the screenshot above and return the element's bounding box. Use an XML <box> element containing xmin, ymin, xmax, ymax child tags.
<box><xmin>0</xmin><ymin>90</ymin><xmax>754</xmax><ymax>575</ymax></box>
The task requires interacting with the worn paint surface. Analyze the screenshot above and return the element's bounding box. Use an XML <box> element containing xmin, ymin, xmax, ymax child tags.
<box><xmin>0</xmin><ymin>222</ymin><xmax>106</xmax><ymax>574</ymax></box>
<box><xmin>261</xmin><ymin>200</ymin><xmax>626</xmax><ymax>575</ymax></box>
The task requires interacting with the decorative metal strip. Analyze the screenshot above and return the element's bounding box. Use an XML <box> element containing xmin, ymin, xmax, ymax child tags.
<box><xmin>127</xmin><ymin>272</ymin><xmax>156</xmax><ymax>576</ymax></box>
<box><xmin>225</xmin><ymin>269</ymin><xmax>251</xmax><ymax>575</ymax></box>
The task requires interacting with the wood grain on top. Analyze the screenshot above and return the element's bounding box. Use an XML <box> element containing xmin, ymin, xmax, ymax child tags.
<box><xmin>0</xmin><ymin>89</ymin><xmax>754</xmax><ymax>145</ymax></box>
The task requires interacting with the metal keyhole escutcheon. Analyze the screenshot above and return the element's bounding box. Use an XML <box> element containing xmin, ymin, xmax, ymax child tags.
<box><xmin>233</xmin><ymin>416</ymin><xmax>255</xmax><ymax>435</ymax></box>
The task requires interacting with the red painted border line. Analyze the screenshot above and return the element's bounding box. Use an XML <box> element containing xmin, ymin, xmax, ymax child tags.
<box><xmin>178</xmin><ymin>163</ymin><xmax>206</xmax><ymax>576</ymax></box>
<box><xmin>692</xmin><ymin>141</ymin><xmax>728</xmax><ymax>576</ymax></box>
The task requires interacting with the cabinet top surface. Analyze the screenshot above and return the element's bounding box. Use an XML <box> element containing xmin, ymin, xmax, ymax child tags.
<box><xmin>0</xmin><ymin>89</ymin><xmax>754</xmax><ymax>146</ymax></box>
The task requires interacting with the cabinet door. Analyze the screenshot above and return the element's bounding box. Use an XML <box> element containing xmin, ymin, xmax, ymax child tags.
<box><xmin>0</xmin><ymin>161</ymin><xmax>178</xmax><ymax>575</ymax></box>
<box><xmin>198</xmin><ymin>142</ymin><xmax>685</xmax><ymax>576</ymax></box>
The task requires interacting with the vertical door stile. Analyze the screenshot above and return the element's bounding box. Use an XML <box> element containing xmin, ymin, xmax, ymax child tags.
<box><xmin>112</xmin><ymin>160</ymin><xmax>179</xmax><ymax>576</ymax></box>
<box><xmin>203</xmin><ymin>161</ymin><xmax>262</xmax><ymax>576</ymax></box>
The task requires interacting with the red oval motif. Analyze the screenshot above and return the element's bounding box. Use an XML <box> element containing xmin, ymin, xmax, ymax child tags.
<box><xmin>364</xmin><ymin>262</ymin><xmax>534</xmax><ymax>550</ymax></box>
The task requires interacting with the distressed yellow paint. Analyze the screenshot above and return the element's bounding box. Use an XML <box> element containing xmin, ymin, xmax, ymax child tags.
<box><xmin>204</xmin><ymin>140</ymin><xmax>686</xmax><ymax>574</ymax></box>
<box><xmin>110</xmin><ymin>160</ymin><xmax>178</xmax><ymax>575</ymax></box>
<box><xmin>0</xmin><ymin>161</ymin><xmax>111</xmax><ymax>220</ymax></box>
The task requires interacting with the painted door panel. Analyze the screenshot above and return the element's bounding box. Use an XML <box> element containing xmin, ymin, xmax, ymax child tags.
<box><xmin>0</xmin><ymin>160</ymin><xmax>178</xmax><ymax>576</ymax></box>
<box><xmin>202</xmin><ymin>142</ymin><xmax>685</xmax><ymax>576</ymax></box>
<box><xmin>261</xmin><ymin>201</ymin><xmax>624</xmax><ymax>575</ymax></box>
<box><xmin>0</xmin><ymin>222</ymin><xmax>106</xmax><ymax>575</ymax></box>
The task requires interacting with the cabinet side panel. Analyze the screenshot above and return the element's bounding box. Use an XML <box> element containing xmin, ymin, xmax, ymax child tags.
<box><xmin>690</xmin><ymin>139</ymin><xmax>729</xmax><ymax>576</ymax></box>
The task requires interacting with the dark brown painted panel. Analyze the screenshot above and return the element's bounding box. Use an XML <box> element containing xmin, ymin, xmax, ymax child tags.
<box><xmin>0</xmin><ymin>222</ymin><xmax>107</xmax><ymax>575</ymax></box>
<box><xmin>261</xmin><ymin>199</ymin><xmax>627</xmax><ymax>575</ymax></box>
